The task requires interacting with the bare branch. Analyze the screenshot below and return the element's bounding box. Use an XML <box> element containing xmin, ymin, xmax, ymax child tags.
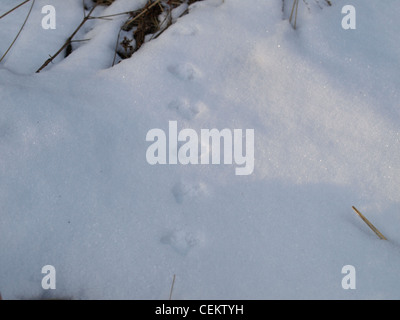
<box><xmin>36</xmin><ymin>5</ymin><xmax>97</xmax><ymax>73</ymax></box>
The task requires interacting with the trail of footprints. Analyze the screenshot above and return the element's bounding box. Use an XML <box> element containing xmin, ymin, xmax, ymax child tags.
<box><xmin>161</xmin><ymin>180</ymin><xmax>207</xmax><ymax>256</ymax></box>
<box><xmin>166</xmin><ymin>62</ymin><xmax>207</xmax><ymax>120</ymax></box>
<box><xmin>160</xmin><ymin>21</ymin><xmax>211</xmax><ymax>256</ymax></box>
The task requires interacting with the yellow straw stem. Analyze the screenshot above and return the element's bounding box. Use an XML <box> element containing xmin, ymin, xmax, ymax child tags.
<box><xmin>352</xmin><ymin>206</ymin><xmax>387</xmax><ymax>240</ymax></box>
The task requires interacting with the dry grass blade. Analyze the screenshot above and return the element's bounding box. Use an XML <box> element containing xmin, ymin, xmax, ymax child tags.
<box><xmin>92</xmin><ymin>0</ymin><xmax>116</xmax><ymax>5</ymax></box>
<box><xmin>0</xmin><ymin>0</ymin><xmax>31</xmax><ymax>20</ymax></box>
<box><xmin>352</xmin><ymin>206</ymin><xmax>387</xmax><ymax>240</ymax></box>
<box><xmin>169</xmin><ymin>274</ymin><xmax>176</xmax><ymax>300</ymax></box>
<box><xmin>122</xmin><ymin>0</ymin><xmax>162</xmax><ymax>30</ymax></box>
<box><xmin>112</xmin><ymin>0</ymin><xmax>205</xmax><ymax>66</ymax></box>
<box><xmin>286</xmin><ymin>0</ymin><xmax>331</xmax><ymax>29</ymax></box>
<box><xmin>289</xmin><ymin>0</ymin><xmax>299</xmax><ymax>29</ymax></box>
<box><xmin>36</xmin><ymin>5</ymin><xmax>97</xmax><ymax>73</ymax></box>
<box><xmin>0</xmin><ymin>0</ymin><xmax>35</xmax><ymax>64</ymax></box>
<box><xmin>112</xmin><ymin>0</ymin><xmax>162</xmax><ymax>65</ymax></box>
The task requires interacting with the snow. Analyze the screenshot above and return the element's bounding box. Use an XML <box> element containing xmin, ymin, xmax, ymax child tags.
<box><xmin>0</xmin><ymin>0</ymin><xmax>400</xmax><ymax>299</ymax></box>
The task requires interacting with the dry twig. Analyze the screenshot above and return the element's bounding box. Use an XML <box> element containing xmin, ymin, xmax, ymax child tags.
<box><xmin>352</xmin><ymin>206</ymin><xmax>387</xmax><ymax>240</ymax></box>
<box><xmin>0</xmin><ymin>0</ymin><xmax>35</xmax><ymax>64</ymax></box>
<box><xmin>0</xmin><ymin>0</ymin><xmax>31</xmax><ymax>20</ymax></box>
<box><xmin>289</xmin><ymin>0</ymin><xmax>300</xmax><ymax>29</ymax></box>
<box><xmin>36</xmin><ymin>5</ymin><xmax>97</xmax><ymax>73</ymax></box>
<box><xmin>169</xmin><ymin>274</ymin><xmax>176</xmax><ymax>300</ymax></box>
<box><xmin>112</xmin><ymin>0</ymin><xmax>163</xmax><ymax>66</ymax></box>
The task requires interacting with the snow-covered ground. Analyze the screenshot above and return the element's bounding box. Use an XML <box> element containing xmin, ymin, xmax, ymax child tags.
<box><xmin>1</xmin><ymin>0</ymin><xmax>399</xmax><ymax>299</ymax></box>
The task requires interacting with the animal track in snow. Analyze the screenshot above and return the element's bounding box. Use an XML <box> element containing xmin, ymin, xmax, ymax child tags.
<box><xmin>167</xmin><ymin>63</ymin><xmax>202</xmax><ymax>81</ymax></box>
<box><xmin>0</xmin><ymin>123</ymin><xmax>11</xmax><ymax>141</ymax></box>
<box><xmin>172</xmin><ymin>181</ymin><xmax>207</xmax><ymax>204</ymax></box>
<box><xmin>168</xmin><ymin>98</ymin><xmax>207</xmax><ymax>120</ymax></box>
<box><xmin>171</xmin><ymin>24</ymin><xmax>199</xmax><ymax>37</ymax></box>
<box><xmin>160</xmin><ymin>229</ymin><xmax>202</xmax><ymax>256</ymax></box>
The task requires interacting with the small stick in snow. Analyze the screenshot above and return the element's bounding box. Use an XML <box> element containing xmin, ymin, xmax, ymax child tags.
<box><xmin>352</xmin><ymin>206</ymin><xmax>387</xmax><ymax>240</ymax></box>
<box><xmin>36</xmin><ymin>5</ymin><xmax>97</xmax><ymax>73</ymax></box>
<box><xmin>169</xmin><ymin>274</ymin><xmax>176</xmax><ymax>300</ymax></box>
<box><xmin>0</xmin><ymin>0</ymin><xmax>35</xmax><ymax>64</ymax></box>
<box><xmin>0</xmin><ymin>0</ymin><xmax>31</xmax><ymax>20</ymax></box>
<box><xmin>289</xmin><ymin>0</ymin><xmax>299</xmax><ymax>29</ymax></box>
